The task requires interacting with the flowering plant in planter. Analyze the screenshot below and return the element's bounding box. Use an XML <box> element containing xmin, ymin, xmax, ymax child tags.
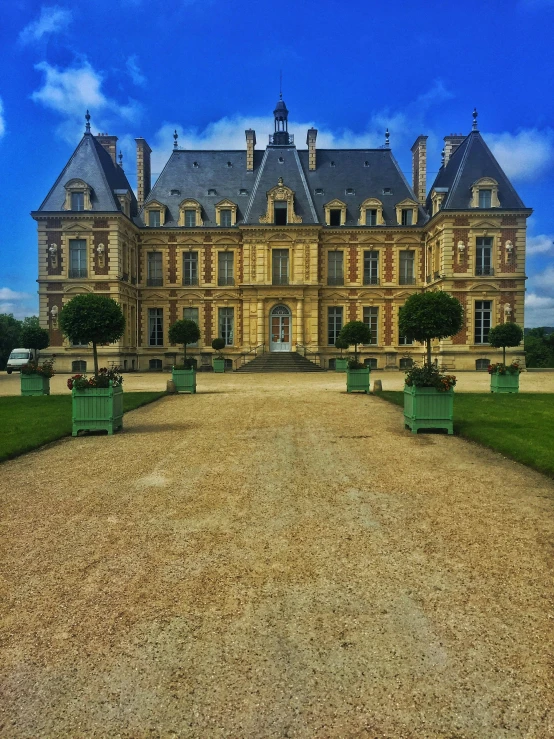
<box><xmin>67</xmin><ymin>366</ymin><xmax>123</xmax><ymax>390</ymax></box>
<box><xmin>20</xmin><ymin>359</ymin><xmax>55</xmax><ymax>378</ymax></box>
<box><xmin>347</xmin><ymin>358</ymin><xmax>365</xmax><ymax>370</ymax></box>
<box><xmin>404</xmin><ymin>363</ymin><xmax>457</xmax><ymax>392</ymax></box>
<box><xmin>488</xmin><ymin>361</ymin><xmax>520</xmax><ymax>375</ymax></box>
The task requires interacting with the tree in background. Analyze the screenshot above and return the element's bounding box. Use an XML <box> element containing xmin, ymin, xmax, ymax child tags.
<box><xmin>524</xmin><ymin>328</ymin><xmax>554</xmax><ymax>368</ymax></box>
<box><xmin>20</xmin><ymin>322</ymin><xmax>50</xmax><ymax>362</ymax></box>
<box><xmin>168</xmin><ymin>319</ymin><xmax>201</xmax><ymax>368</ymax></box>
<box><xmin>338</xmin><ymin>321</ymin><xmax>371</xmax><ymax>364</ymax></box>
<box><xmin>399</xmin><ymin>292</ymin><xmax>463</xmax><ymax>366</ymax></box>
<box><xmin>59</xmin><ymin>294</ymin><xmax>125</xmax><ymax>377</ymax></box>
<box><xmin>487</xmin><ymin>323</ymin><xmax>524</xmax><ymax>365</ymax></box>
<box><xmin>0</xmin><ymin>314</ymin><xmax>22</xmax><ymax>370</ymax></box>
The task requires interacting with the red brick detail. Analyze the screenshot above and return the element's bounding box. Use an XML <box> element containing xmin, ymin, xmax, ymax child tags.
<box><xmin>349</xmin><ymin>289</ymin><xmax>357</xmax><ymax>297</ymax></box>
<box><xmin>384</xmin><ymin>247</ymin><xmax>394</xmax><ymax>282</ymax></box>
<box><xmin>499</xmin><ymin>292</ymin><xmax>516</xmax><ymax>323</ymax></box>
<box><xmin>503</xmin><ymin>280</ymin><xmax>517</xmax><ymax>288</ymax></box>
<box><xmin>169</xmin><ymin>299</ymin><xmax>177</xmax><ymax>331</ymax></box>
<box><xmin>47</xmin><ymin>231</ymin><xmax>62</xmax><ymax>276</ymax></box>
<box><xmin>93</xmin><ymin>231</ymin><xmax>109</xmax><ymax>275</ymax></box>
<box><xmin>94</xmin><ymin>283</ymin><xmax>109</xmax><ymax>291</ymax></box>
<box><xmin>46</xmin><ymin>218</ymin><xmax>61</xmax><ymax>229</ymax></box>
<box><xmin>384</xmin><ymin>302</ymin><xmax>393</xmax><ymax>345</ymax></box>
<box><xmin>451</xmin><ymin>292</ymin><xmax>467</xmax><ymax>344</ymax></box>
<box><xmin>454</xmin><ymin>216</ymin><xmax>469</xmax><ymax>226</ymax></box>
<box><xmin>349</xmin><ymin>234</ymin><xmax>358</xmax><ymax>242</ymax></box>
<box><xmin>47</xmin><ymin>283</ymin><xmax>63</xmax><ymax>291</ymax></box>
<box><xmin>453</xmin><ymin>228</ymin><xmax>469</xmax><ymax>273</ymax></box>
<box><xmin>203</xmin><ymin>246</ymin><xmax>213</xmax><ymax>283</ymax></box>
<box><xmin>203</xmin><ymin>235</ymin><xmax>212</xmax><ymax>243</ymax></box>
<box><xmin>348</xmin><ymin>246</ymin><xmax>358</xmax><ymax>283</ymax></box>
<box><xmin>168</xmin><ymin>244</ymin><xmax>177</xmax><ymax>283</ymax></box>
<box><xmin>93</xmin><ymin>219</ymin><xmax>109</xmax><ymax>229</ymax></box>
<box><xmin>349</xmin><ymin>301</ymin><xmax>357</xmax><ymax>321</ymax></box>
<box><xmin>47</xmin><ymin>294</ymin><xmax>64</xmax><ymax>346</ymax></box>
<box><xmin>204</xmin><ymin>303</ymin><xmax>213</xmax><ymax>344</ymax></box>
<box><xmin>168</xmin><ymin>234</ymin><xmax>177</xmax><ymax>243</ymax></box>
<box><xmin>169</xmin><ymin>290</ymin><xmax>177</xmax><ymax>297</ymax></box>
<box><xmin>500</xmin><ymin>229</ymin><xmax>517</xmax><ymax>273</ymax></box>
<box><xmin>501</xmin><ymin>215</ymin><xmax>517</xmax><ymax>226</ymax></box>
<box><xmin>454</xmin><ymin>281</ymin><xmax>467</xmax><ymax>289</ymax></box>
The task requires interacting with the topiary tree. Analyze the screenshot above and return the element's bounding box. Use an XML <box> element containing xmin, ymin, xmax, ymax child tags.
<box><xmin>334</xmin><ymin>336</ymin><xmax>349</xmax><ymax>357</ymax></box>
<box><xmin>399</xmin><ymin>292</ymin><xmax>463</xmax><ymax>366</ymax></box>
<box><xmin>59</xmin><ymin>294</ymin><xmax>125</xmax><ymax>377</ymax></box>
<box><xmin>488</xmin><ymin>322</ymin><xmax>523</xmax><ymax>365</ymax></box>
<box><xmin>20</xmin><ymin>323</ymin><xmax>50</xmax><ymax>362</ymax></box>
<box><xmin>168</xmin><ymin>318</ymin><xmax>201</xmax><ymax>367</ymax></box>
<box><xmin>212</xmin><ymin>337</ymin><xmax>226</xmax><ymax>357</ymax></box>
<box><xmin>338</xmin><ymin>321</ymin><xmax>371</xmax><ymax>363</ymax></box>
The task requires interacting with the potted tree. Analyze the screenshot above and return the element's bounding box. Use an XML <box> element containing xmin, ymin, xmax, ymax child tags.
<box><xmin>487</xmin><ymin>323</ymin><xmax>524</xmax><ymax>393</ymax></box>
<box><xmin>211</xmin><ymin>337</ymin><xmax>226</xmax><ymax>373</ymax></box>
<box><xmin>19</xmin><ymin>322</ymin><xmax>52</xmax><ymax>395</ymax></box>
<box><xmin>59</xmin><ymin>294</ymin><xmax>126</xmax><ymax>436</ymax></box>
<box><xmin>338</xmin><ymin>321</ymin><xmax>372</xmax><ymax>393</ymax></box>
<box><xmin>168</xmin><ymin>318</ymin><xmax>201</xmax><ymax>393</ymax></box>
<box><xmin>399</xmin><ymin>292</ymin><xmax>463</xmax><ymax>434</ymax></box>
<box><xmin>334</xmin><ymin>336</ymin><xmax>349</xmax><ymax>372</ymax></box>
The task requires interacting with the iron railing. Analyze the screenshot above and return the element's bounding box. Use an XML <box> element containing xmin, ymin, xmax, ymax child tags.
<box><xmin>68</xmin><ymin>268</ymin><xmax>87</xmax><ymax>278</ymax></box>
<box><xmin>399</xmin><ymin>276</ymin><xmax>416</xmax><ymax>285</ymax></box>
<box><xmin>363</xmin><ymin>276</ymin><xmax>380</xmax><ymax>285</ymax></box>
<box><xmin>476</xmin><ymin>266</ymin><xmax>494</xmax><ymax>276</ymax></box>
<box><xmin>295</xmin><ymin>344</ymin><xmax>323</xmax><ymax>367</ymax></box>
<box><xmin>272</xmin><ymin>276</ymin><xmax>289</xmax><ymax>286</ymax></box>
<box><xmin>327</xmin><ymin>276</ymin><xmax>344</xmax><ymax>286</ymax></box>
<box><xmin>183</xmin><ymin>277</ymin><xmax>199</xmax><ymax>286</ymax></box>
<box><xmin>218</xmin><ymin>277</ymin><xmax>235</xmax><ymax>286</ymax></box>
<box><xmin>235</xmin><ymin>343</ymin><xmax>265</xmax><ymax>369</ymax></box>
<box><xmin>147</xmin><ymin>277</ymin><xmax>163</xmax><ymax>287</ymax></box>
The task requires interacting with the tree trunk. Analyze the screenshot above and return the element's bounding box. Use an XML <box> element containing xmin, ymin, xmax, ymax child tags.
<box><xmin>354</xmin><ymin>343</ymin><xmax>358</xmax><ymax>363</ymax></box>
<box><xmin>92</xmin><ymin>341</ymin><xmax>99</xmax><ymax>377</ymax></box>
<box><xmin>184</xmin><ymin>343</ymin><xmax>187</xmax><ymax>365</ymax></box>
<box><xmin>503</xmin><ymin>345</ymin><xmax>506</xmax><ymax>365</ymax></box>
<box><xmin>426</xmin><ymin>339</ymin><xmax>432</xmax><ymax>366</ymax></box>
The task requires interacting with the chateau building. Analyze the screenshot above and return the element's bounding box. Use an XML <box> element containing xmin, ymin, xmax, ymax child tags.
<box><xmin>33</xmin><ymin>102</ymin><xmax>530</xmax><ymax>372</ymax></box>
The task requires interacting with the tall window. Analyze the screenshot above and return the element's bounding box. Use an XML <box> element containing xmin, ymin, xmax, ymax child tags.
<box><xmin>183</xmin><ymin>307</ymin><xmax>199</xmax><ymax>347</ymax></box>
<box><xmin>219</xmin><ymin>307</ymin><xmax>234</xmax><ymax>345</ymax></box>
<box><xmin>365</xmin><ymin>209</ymin><xmax>377</xmax><ymax>226</ymax></box>
<box><xmin>147</xmin><ymin>252</ymin><xmax>163</xmax><ymax>286</ymax></box>
<box><xmin>184</xmin><ymin>209</ymin><xmax>196</xmax><ymax>227</ymax></box>
<box><xmin>363</xmin><ymin>251</ymin><xmax>379</xmax><ymax>284</ymax></box>
<box><xmin>363</xmin><ymin>307</ymin><xmax>378</xmax><ymax>344</ymax></box>
<box><xmin>399</xmin><ymin>251</ymin><xmax>415</xmax><ymax>285</ymax></box>
<box><xmin>69</xmin><ymin>239</ymin><xmax>87</xmax><ymax>278</ymax></box>
<box><xmin>328</xmin><ymin>251</ymin><xmax>344</xmax><ymax>285</ymax></box>
<box><xmin>274</xmin><ymin>202</ymin><xmax>287</xmax><ymax>225</ymax></box>
<box><xmin>272</xmin><ymin>249</ymin><xmax>289</xmax><ymax>285</ymax></box>
<box><xmin>182</xmin><ymin>251</ymin><xmax>198</xmax><ymax>285</ymax></box>
<box><xmin>148</xmin><ymin>308</ymin><xmax>163</xmax><ymax>346</ymax></box>
<box><xmin>71</xmin><ymin>192</ymin><xmax>84</xmax><ymax>211</ymax></box>
<box><xmin>220</xmin><ymin>209</ymin><xmax>232</xmax><ymax>227</ymax></box>
<box><xmin>398</xmin><ymin>334</ymin><xmax>413</xmax><ymax>345</ymax></box>
<box><xmin>218</xmin><ymin>252</ymin><xmax>234</xmax><ymax>286</ymax></box>
<box><xmin>328</xmin><ymin>306</ymin><xmax>343</xmax><ymax>345</ymax></box>
<box><xmin>476</xmin><ymin>237</ymin><xmax>493</xmax><ymax>275</ymax></box>
<box><xmin>401</xmin><ymin>209</ymin><xmax>413</xmax><ymax>225</ymax></box>
<box><xmin>479</xmin><ymin>189</ymin><xmax>492</xmax><ymax>208</ymax></box>
<box><xmin>329</xmin><ymin>209</ymin><xmax>341</xmax><ymax>226</ymax></box>
<box><xmin>475</xmin><ymin>300</ymin><xmax>492</xmax><ymax>344</ymax></box>
<box><xmin>149</xmin><ymin>209</ymin><xmax>161</xmax><ymax>227</ymax></box>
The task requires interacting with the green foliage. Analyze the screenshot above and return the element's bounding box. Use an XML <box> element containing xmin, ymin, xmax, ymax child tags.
<box><xmin>378</xmin><ymin>391</ymin><xmax>554</xmax><ymax>478</ymax></box>
<box><xmin>20</xmin><ymin>324</ymin><xmax>50</xmax><ymax>357</ymax></box>
<box><xmin>525</xmin><ymin>330</ymin><xmax>554</xmax><ymax>368</ymax></box>
<box><xmin>0</xmin><ymin>392</ymin><xmax>164</xmax><ymax>463</ymax></box>
<box><xmin>169</xmin><ymin>319</ymin><xmax>201</xmax><ymax>362</ymax></box>
<box><xmin>404</xmin><ymin>363</ymin><xmax>457</xmax><ymax>391</ymax></box>
<box><xmin>0</xmin><ymin>314</ymin><xmax>23</xmax><ymax>370</ymax></box>
<box><xmin>399</xmin><ymin>292</ymin><xmax>463</xmax><ymax>365</ymax></box>
<box><xmin>59</xmin><ymin>294</ymin><xmax>125</xmax><ymax>376</ymax></box>
<box><xmin>488</xmin><ymin>322</ymin><xmax>523</xmax><ymax>364</ymax></box>
<box><xmin>338</xmin><ymin>321</ymin><xmax>371</xmax><ymax>361</ymax></box>
<box><xmin>20</xmin><ymin>359</ymin><xmax>55</xmax><ymax>378</ymax></box>
<box><xmin>67</xmin><ymin>367</ymin><xmax>123</xmax><ymax>389</ymax></box>
<box><xmin>334</xmin><ymin>336</ymin><xmax>349</xmax><ymax>355</ymax></box>
<box><xmin>212</xmin><ymin>337</ymin><xmax>226</xmax><ymax>356</ymax></box>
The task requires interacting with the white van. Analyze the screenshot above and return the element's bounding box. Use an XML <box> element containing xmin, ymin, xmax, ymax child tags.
<box><xmin>6</xmin><ymin>348</ymin><xmax>36</xmax><ymax>374</ymax></box>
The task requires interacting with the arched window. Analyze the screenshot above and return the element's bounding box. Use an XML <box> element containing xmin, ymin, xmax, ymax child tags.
<box><xmin>149</xmin><ymin>358</ymin><xmax>162</xmax><ymax>370</ymax></box>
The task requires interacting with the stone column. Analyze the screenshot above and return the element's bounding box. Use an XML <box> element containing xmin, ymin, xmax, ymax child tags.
<box><xmin>257</xmin><ymin>300</ymin><xmax>264</xmax><ymax>347</ymax></box>
<box><xmin>296</xmin><ymin>299</ymin><xmax>304</xmax><ymax>346</ymax></box>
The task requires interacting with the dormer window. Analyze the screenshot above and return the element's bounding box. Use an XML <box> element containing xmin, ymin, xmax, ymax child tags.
<box><xmin>64</xmin><ymin>178</ymin><xmax>92</xmax><ymax>211</ymax></box>
<box><xmin>323</xmin><ymin>199</ymin><xmax>347</xmax><ymax>226</ymax></box>
<box><xmin>274</xmin><ymin>202</ymin><xmax>287</xmax><ymax>225</ymax></box>
<box><xmin>479</xmin><ymin>189</ymin><xmax>492</xmax><ymax>208</ymax></box>
<box><xmin>143</xmin><ymin>200</ymin><xmax>166</xmax><ymax>227</ymax></box>
<box><xmin>178</xmin><ymin>199</ymin><xmax>203</xmax><ymax>227</ymax></box>
<box><xmin>259</xmin><ymin>179</ymin><xmax>302</xmax><ymax>225</ymax></box>
<box><xmin>185</xmin><ymin>210</ymin><xmax>196</xmax><ymax>227</ymax></box>
<box><xmin>358</xmin><ymin>198</ymin><xmax>384</xmax><ymax>226</ymax></box>
<box><xmin>208</xmin><ymin>189</ymin><xmax>217</xmax><ymax>196</ymax></box>
<box><xmin>345</xmin><ymin>188</ymin><xmax>355</xmax><ymax>196</ymax></box>
<box><xmin>329</xmin><ymin>209</ymin><xmax>341</xmax><ymax>226</ymax></box>
<box><xmin>215</xmin><ymin>199</ymin><xmax>238</xmax><ymax>227</ymax></box>
<box><xmin>395</xmin><ymin>198</ymin><xmax>418</xmax><ymax>226</ymax></box>
<box><xmin>471</xmin><ymin>177</ymin><xmax>500</xmax><ymax>208</ymax></box>
<box><xmin>149</xmin><ymin>209</ymin><xmax>161</xmax><ymax>227</ymax></box>
<box><xmin>71</xmin><ymin>192</ymin><xmax>84</xmax><ymax>211</ymax></box>
<box><xmin>401</xmin><ymin>209</ymin><xmax>413</xmax><ymax>225</ymax></box>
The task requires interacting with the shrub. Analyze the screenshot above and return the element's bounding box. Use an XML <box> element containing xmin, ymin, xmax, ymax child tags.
<box><xmin>488</xmin><ymin>323</ymin><xmax>523</xmax><ymax>365</ymax></box>
<box><xmin>67</xmin><ymin>366</ymin><xmax>123</xmax><ymax>390</ymax></box>
<box><xmin>399</xmin><ymin>292</ymin><xmax>463</xmax><ymax>366</ymax></box>
<box><xmin>20</xmin><ymin>359</ymin><xmax>55</xmax><ymax>378</ymax></box>
<box><xmin>212</xmin><ymin>337</ymin><xmax>226</xmax><ymax>357</ymax></box>
<box><xmin>338</xmin><ymin>322</ymin><xmax>371</xmax><ymax>362</ymax></box>
<box><xmin>168</xmin><ymin>319</ymin><xmax>201</xmax><ymax>365</ymax></box>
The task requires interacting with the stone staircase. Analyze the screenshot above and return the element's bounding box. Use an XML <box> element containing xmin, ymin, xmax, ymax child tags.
<box><xmin>235</xmin><ymin>351</ymin><xmax>325</xmax><ymax>373</ymax></box>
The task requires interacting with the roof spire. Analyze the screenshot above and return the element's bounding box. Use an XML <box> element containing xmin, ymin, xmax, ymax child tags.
<box><xmin>472</xmin><ymin>107</ymin><xmax>478</xmax><ymax>131</ymax></box>
<box><xmin>118</xmin><ymin>151</ymin><xmax>123</xmax><ymax>168</ymax></box>
<box><xmin>441</xmin><ymin>148</ymin><xmax>445</xmax><ymax>166</ymax></box>
<box><xmin>85</xmin><ymin>110</ymin><xmax>91</xmax><ymax>134</ymax></box>
<box><xmin>173</xmin><ymin>129</ymin><xmax>178</xmax><ymax>148</ymax></box>
<box><xmin>385</xmin><ymin>128</ymin><xmax>390</xmax><ymax>148</ymax></box>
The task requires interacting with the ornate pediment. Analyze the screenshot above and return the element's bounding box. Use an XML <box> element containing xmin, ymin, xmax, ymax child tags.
<box><xmin>259</xmin><ymin>178</ymin><xmax>302</xmax><ymax>224</ymax></box>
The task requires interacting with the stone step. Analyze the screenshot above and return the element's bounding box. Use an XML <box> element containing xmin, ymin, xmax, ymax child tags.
<box><xmin>235</xmin><ymin>352</ymin><xmax>325</xmax><ymax>373</ymax></box>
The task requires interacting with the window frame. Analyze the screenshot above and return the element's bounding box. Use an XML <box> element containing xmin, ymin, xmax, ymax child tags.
<box><xmin>476</xmin><ymin>237</ymin><xmax>493</xmax><ymax>276</ymax></box>
<box><xmin>327</xmin><ymin>306</ymin><xmax>343</xmax><ymax>345</ymax></box>
<box><xmin>327</xmin><ymin>251</ymin><xmax>344</xmax><ymax>286</ymax></box>
<box><xmin>68</xmin><ymin>238</ymin><xmax>88</xmax><ymax>278</ymax></box>
<box><xmin>272</xmin><ymin>249</ymin><xmax>289</xmax><ymax>285</ymax></box>
<box><xmin>474</xmin><ymin>300</ymin><xmax>492</xmax><ymax>344</ymax></box>
<box><xmin>218</xmin><ymin>307</ymin><xmax>234</xmax><ymax>346</ymax></box>
<box><xmin>363</xmin><ymin>306</ymin><xmax>378</xmax><ymax>345</ymax></box>
<box><xmin>183</xmin><ymin>307</ymin><xmax>200</xmax><ymax>347</ymax></box>
<box><xmin>147</xmin><ymin>251</ymin><xmax>163</xmax><ymax>287</ymax></box>
<box><xmin>148</xmin><ymin>308</ymin><xmax>164</xmax><ymax>347</ymax></box>
<box><xmin>399</xmin><ymin>250</ymin><xmax>415</xmax><ymax>285</ymax></box>
<box><xmin>218</xmin><ymin>251</ymin><xmax>234</xmax><ymax>286</ymax></box>
<box><xmin>363</xmin><ymin>250</ymin><xmax>379</xmax><ymax>285</ymax></box>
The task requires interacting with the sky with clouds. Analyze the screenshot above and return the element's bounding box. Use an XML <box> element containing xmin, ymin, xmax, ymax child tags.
<box><xmin>0</xmin><ymin>0</ymin><xmax>553</xmax><ymax>324</ymax></box>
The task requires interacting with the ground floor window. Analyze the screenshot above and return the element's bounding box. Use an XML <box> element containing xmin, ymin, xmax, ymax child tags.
<box><xmin>72</xmin><ymin>360</ymin><xmax>86</xmax><ymax>373</ymax></box>
<box><xmin>399</xmin><ymin>334</ymin><xmax>413</xmax><ymax>345</ymax></box>
<box><xmin>328</xmin><ymin>307</ymin><xmax>343</xmax><ymax>345</ymax></box>
<box><xmin>183</xmin><ymin>307</ymin><xmax>199</xmax><ymax>347</ymax></box>
<box><xmin>475</xmin><ymin>301</ymin><xmax>492</xmax><ymax>344</ymax></box>
<box><xmin>148</xmin><ymin>308</ymin><xmax>163</xmax><ymax>346</ymax></box>
<box><xmin>363</xmin><ymin>307</ymin><xmax>378</xmax><ymax>344</ymax></box>
<box><xmin>476</xmin><ymin>358</ymin><xmax>490</xmax><ymax>370</ymax></box>
<box><xmin>364</xmin><ymin>357</ymin><xmax>378</xmax><ymax>369</ymax></box>
<box><xmin>219</xmin><ymin>307</ymin><xmax>234</xmax><ymax>345</ymax></box>
<box><xmin>399</xmin><ymin>357</ymin><xmax>414</xmax><ymax>369</ymax></box>
<box><xmin>149</xmin><ymin>358</ymin><xmax>162</xmax><ymax>370</ymax></box>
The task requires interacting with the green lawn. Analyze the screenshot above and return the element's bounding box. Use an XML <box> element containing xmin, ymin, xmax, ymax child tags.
<box><xmin>0</xmin><ymin>392</ymin><xmax>165</xmax><ymax>463</ymax></box>
<box><xmin>379</xmin><ymin>391</ymin><xmax>554</xmax><ymax>478</ymax></box>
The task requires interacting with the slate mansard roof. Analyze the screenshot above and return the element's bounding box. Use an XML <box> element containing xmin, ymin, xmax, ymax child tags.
<box><xmin>144</xmin><ymin>144</ymin><xmax>426</xmax><ymax>227</ymax></box>
<box><xmin>38</xmin><ymin>133</ymin><xmax>137</xmax><ymax>216</ymax></box>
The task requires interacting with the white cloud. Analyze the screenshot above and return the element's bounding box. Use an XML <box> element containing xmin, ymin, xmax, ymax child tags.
<box><xmin>527</xmin><ymin>233</ymin><xmax>554</xmax><ymax>256</ymax></box>
<box><xmin>0</xmin><ymin>288</ymin><xmax>36</xmax><ymax>319</ymax></box>
<box><xmin>19</xmin><ymin>5</ymin><xmax>72</xmax><ymax>45</ymax></box>
<box><xmin>0</xmin><ymin>97</ymin><xmax>5</xmax><ymax>138</ymax></box>
<box><xmin>485</xmin><ymin>128</ymin><xmax>554</xmax><ymax>182</ymax></box>
<box><xmin>525</xmin><ymin>293</ymin><xmax>554</xmax><ymax>327</ymax></box>
<box><xmin>126</xmin><ymin>55</ymin><xmax>146</xmax><ymax>86</ymax></box>
<box><xmin>31</xmin><ymin>61</ymin><xmax>142</xmax><ymax>143</ymax></box>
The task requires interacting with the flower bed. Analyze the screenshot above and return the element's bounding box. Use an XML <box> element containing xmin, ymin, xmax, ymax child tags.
<box><xmin>403</xmin><ymin>364</ymin><xmax>456</xmax><ymax>434</ymax></box>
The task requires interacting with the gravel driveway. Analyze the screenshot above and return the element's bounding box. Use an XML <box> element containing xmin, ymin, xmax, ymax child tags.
<box><xmin>1</xmin><ymin>373</ymin><xmax>553</xmax><ymax>737</ymax></box>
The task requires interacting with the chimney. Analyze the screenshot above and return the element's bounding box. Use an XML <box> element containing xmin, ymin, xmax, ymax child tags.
<box><xmin>245</xmin><ymin>129</ymin><xmax>256</xmax><ymax>171</ymax></box>
<box><xmin>306</xmin><ymin>128</ymin><xmax>318</xmax><ymax>171</ymax></box>
<box><xmin>135</xmin><ymin>138</ymin><xmax>152</xmax><ymax>208</ymax></box>
<box><xmin>443</xmin><ymin>134</ymin><xmax>465</xmax><ymax>166</ymax></box>
<box><xmin>96</xmin><ymin>134</ymin><xmax>118</xmax><ymax>165</ymax></box>
<box><xmin>410</xmin><ymin>135</ymin><xmax>428</xmax><ymax>206</ymax></box>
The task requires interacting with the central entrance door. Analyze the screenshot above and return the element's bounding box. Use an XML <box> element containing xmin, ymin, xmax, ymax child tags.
<box><xmin>270</xmin><ymin>304</ymin><xmax>292</xmax><ymax>352</ymax></box>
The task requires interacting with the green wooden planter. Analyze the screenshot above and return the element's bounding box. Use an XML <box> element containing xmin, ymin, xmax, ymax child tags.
<box><xmin>212</xmin><ymin>358</ymin><xmax>225</xmax><ymax>373</ymax></box>
<box><xmin>72</xmin><ymin>383</ymin><xmax>123</xmax><ymax>436</ymax></box>
<box><xmin>21</xmin><ymin>373</ymin><xmax>50</xmax><ymax>396</ymax></box>
<box><xmin>346</xmin><ymin>367</ymin><xmax>370</xmax><ymax>393</ymax></box>
<box><xmin>172</xmin><ymin>367</ymin><xmax>196</xmax><ymax>394</ymax></box>
<box><xmin>335</xmin><ymin>358</ymin><xmax>348</xmax><ymax>372</ymax></box>
<box><xmin>404</xmin><ymin>385</ymin><xmax>454</xmax><ymax>434</ymax></box>
<box><xmin>490</xmin><ymin>372</ymin><xmax>519</xmax><ymax>393</ymax></box>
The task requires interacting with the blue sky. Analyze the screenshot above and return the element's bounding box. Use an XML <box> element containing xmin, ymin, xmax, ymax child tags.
<box><xmin>1</xmin><ymin>0</ymin><xmax>553</xmax><ymax>325</ymax></box>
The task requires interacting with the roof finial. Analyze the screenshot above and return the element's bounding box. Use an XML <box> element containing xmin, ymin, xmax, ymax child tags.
<box><xmin>441</xmin><ymin>148</ymin><xmax>445</xmax><ymax>166</ymax></box>
<box><xmin>118</xmin><ymin>151</ymin><xmax>123</xmax><ymax>168</ymax></box>
<box><xmin>385</xmin><ymin>128</ymin><xmax>390</xmax><ymax>148</ymax></box>
<box><xmin>472</xmin><ymin>107</ymin><xmax>478</xmax><ymax>131</ymax></box>
<box><xmin>85</xmin><ymin>110</ymin><xmax>91</xmax><ymax>134</ymax></box>
<box><xmin>173</xmin><ymin>129</ymin><xmax>178</xmax><ymax>149</ymax></box>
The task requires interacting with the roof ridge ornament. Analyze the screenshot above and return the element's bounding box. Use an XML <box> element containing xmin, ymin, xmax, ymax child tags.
<box><xmin>441</xmin><ymin>148</ymin><xmax>445</xmax><ymax>166</ymax></box>
<box><xmin>118</xmin><ymin>151</ymin><xmax>123</xmax><ymax>168</ymax></box>
<box><xmin>385</xmin><ymin>128</ymin><xmax>390</xmax><ymax>148</ymax></box>
<box><xmin>85</xmin><ymin>110</ymin><xmax>91</xmax><ymax>134</ymax></box>
<box><xmin>173</xmin><ymin>130</ymin><xmax>178</xmax><ymax>149</ymax></box>
<box><xmin>472</xmin><ymin>107</ymin><xmax>478</xmax><ymax>131</ymax></box>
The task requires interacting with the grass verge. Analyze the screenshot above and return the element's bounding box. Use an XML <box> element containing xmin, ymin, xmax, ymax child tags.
<box><xmin>0</xmin><ymin>391</ymin><xmax>165</xmax><ymax>463</ymax></box>
<box><xmin>378</xmin><ymin>391</ymin><xmax>554</xmax><ymax>478</ymax></box>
